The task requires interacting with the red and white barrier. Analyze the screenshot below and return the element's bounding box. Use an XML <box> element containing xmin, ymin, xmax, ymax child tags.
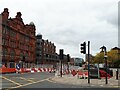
<box><xmin>0</xmin><ymin>68</ymin><xmax>55</xmax><ymax>74</ymax></box>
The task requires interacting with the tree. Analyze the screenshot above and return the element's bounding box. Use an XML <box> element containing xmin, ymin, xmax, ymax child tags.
<box><xmin>107</xmin><ymin>49</ymin><xmax>120</xmax><ymax>67</ymax></box>
<box><xmin>92</xmin><ymin>52</ymin><xmax>104</xmax><ymax>64</ymax></box>
<box><xmin>92</xmin><ymin>47</ymin><xmax>120</xmax><ymax>68</ymax></box>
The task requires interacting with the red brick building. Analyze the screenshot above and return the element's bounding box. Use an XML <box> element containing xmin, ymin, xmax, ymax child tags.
<box><xmin>36</xmin><ymin>34</ymin><xmax>59</xmax><ymax>67</ymax></box>
<box><xmin>0</xmin><ymin>8</ymin><xmax>36</xmax><ymax>68</ymax></box>
<box><xmin>36</xmin><ymin>34</ymin><xmax>71</xmax><ymax>68</ymax></box>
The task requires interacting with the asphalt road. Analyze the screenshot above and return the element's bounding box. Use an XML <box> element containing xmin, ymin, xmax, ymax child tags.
<box><xmin>1</xmin><ymin>72</ymin><xmax>55</xmax><ymax>89</ymax></box>
<box><xmin>1</xmin><ymin>72</ymin><xmax>119</xmax><ymax>90</ymax></box>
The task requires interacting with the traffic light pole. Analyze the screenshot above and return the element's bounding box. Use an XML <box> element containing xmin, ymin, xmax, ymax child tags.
<box><xmin>100</xmin><ymin>46</ymin><xmax>108</xmax><ymax>84</ymax></box>
<box><xmin>67</xmin><ymin>54</ymin><xmax>70</xmax><ymax>74</ymax></box>
<box><xmin>80</xmin><ymin>41</ymin><xmax>90</xmax><ymax>83</ymax></box>
<box><xmin>88</xmin><ymin>41</ymin><xmax>90</xmax><ymax>84</ymax></box>
<box><xmin>104</xmin><ymin>50</ymin><xmax>108</xmax><ymax>84</ymax></box>
<box><xmin>67</xmin><ymin>62</ymin><xmax>69</xmax><ymax>74</ymax></box>
<box><xmin>59</xmin><ymin>49</ymin><xmax>64</xmax><ymax>77</ymax></box>
<box><xmin>60</xmin><ymin>60</ymin><xmax>62</xmax><ymax>77</ymax></box>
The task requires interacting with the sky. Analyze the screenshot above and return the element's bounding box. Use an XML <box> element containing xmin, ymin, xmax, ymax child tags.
<box><xmin>0</xmin><ymin>0</ymin><xmax>119</xmax><ymax>59</ymax></box>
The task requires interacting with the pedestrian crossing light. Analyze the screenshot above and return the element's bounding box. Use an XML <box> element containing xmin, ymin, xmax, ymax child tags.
<box><xmin>80</xmin><ymin>42</ymin><xmax>86</xmax><ymax>54</ymax></box>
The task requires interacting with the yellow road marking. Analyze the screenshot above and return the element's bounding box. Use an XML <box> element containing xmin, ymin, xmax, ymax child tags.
<box><xmin>19</xmin><ymin>77</ymin><xmax>35</xmax><ymax>83</ymax></box>
<box><xmin>8</xmin><ymin>77</ymin><xmax>53</xmax><ymax>89</ymax></box>
<box><xmin>46</xmin><ymin>79</ymin><xmax>56</xmax><ymax>83</ymax></box>
<box><xmin>2</xmin><ymin>76</ymin><xmax>22</xmax><ymax>86</ymax></box>
<box><xmin>113</xmin><ymin>86</ymin><xmax>120</xmax><ymax>88</ymax></box>
<box><xmin>29</xmin><ymin>78</ymin><xmax>35</xmax><ymax>79</ymax></box>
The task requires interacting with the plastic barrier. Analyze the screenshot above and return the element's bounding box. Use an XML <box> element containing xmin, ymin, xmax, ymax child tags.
<box><xmin>0</xmin><ymin>68</ymin><xmax>16</xmax><ymax>74</ymax></box>
<box><xmin>43</xmin><ymin>68</ymin><xmax>47</xmax><ymax>72</ymax></box>
<box><xmin>99</xmin><ymin>70</ymin><xmax>112</xmax><ymax>79</ymax></box>
<box><xmin>31</xmin><ymin>68</ymin><xmax>37</xmax><ymax>72</ymax></box>
<box><xmin>77</xmin><ymin>70</ymin><xmax>88</xmax><ymax>78</ymax></box>
<box><xmin>0</xmin><ymin>67</ymin><xmax>55</xmax><ymax>74</ymax></box>
<box><xmin>71</xmin><ymin>70</ymin><xmax>77</xmax><ymax>76</ymax></box>
<box><xmin>38</xmin><ymin>68</ymin><xmax>42</xmax><ymax>72</ymax></box>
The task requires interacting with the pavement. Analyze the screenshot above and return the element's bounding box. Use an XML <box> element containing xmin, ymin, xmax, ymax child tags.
<box><xmin>50</xmin><ymin>74</ymin><xmax>120</xmax><ymax>88</ymax></box>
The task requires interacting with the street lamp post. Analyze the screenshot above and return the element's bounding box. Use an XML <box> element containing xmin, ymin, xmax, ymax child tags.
<box><xmin>100</xmin><ymin>46</ymin><xmax>108</xmax><ymax>84</ymax></box>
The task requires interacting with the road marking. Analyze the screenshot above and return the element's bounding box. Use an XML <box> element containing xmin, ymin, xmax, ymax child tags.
<box><xmin>7</xmin><ymin>77</ymin><xmax>53</xmax><ymax>89</ymax></box>
<box><xmin>113</xmin><ymin>86</ymin><xmax>120</xmax><ymax>88</ymax></box>
<box><xmin>2</xmin><ymin>76</ymin><xmax>22</xmax><ymax>86</ymax></box>
<box><xmin>47</xmin><ymin>79</ymin><xmax>56</xmax><ymax>83</ymax></box>
<box><xmin>29</xmin><ymin>78</ymin><xmax>35</xmax><ymax>79</ymax></box>
<box><xmin>19</xmin><ymin>77</ymin><xmax>35</xmax><ymax>83</ymax></box>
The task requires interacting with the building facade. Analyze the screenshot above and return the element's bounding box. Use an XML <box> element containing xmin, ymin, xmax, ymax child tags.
<box><xmin>36</xmin><ymin>34</ymin><xmax>59</xmax><ymax>67</ymax></box>
<box><xmin>0</xmin><ymin>8</ymin><xmax>36</xmax><ymax>68</ymax></box>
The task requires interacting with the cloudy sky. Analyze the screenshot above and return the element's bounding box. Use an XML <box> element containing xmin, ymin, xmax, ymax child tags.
<box><xmin>0</xmin><ymin>0</ymin><xmax>119</xmax><ymax>59</ymax></box>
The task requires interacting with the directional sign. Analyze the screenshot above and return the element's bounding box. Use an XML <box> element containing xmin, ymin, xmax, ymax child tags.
<box><xmin>16</xmin><ymin>64</ymin><xmax>20</xmax><ymax>70</ymax></box>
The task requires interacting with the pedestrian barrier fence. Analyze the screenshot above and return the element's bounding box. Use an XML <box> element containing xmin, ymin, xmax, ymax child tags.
<box><xmin>0</xmin><ymin>68</ymin><xmax>16</xmax><ymax>74</ymax></box>
<box><xmin>0</xmin><ymin>67</ymin><xmax>55</xmax><ymax>74</ymax></box>
<box><xmin>0</xmin><ymin>67</ymin><xmax>112</xmax><ymax>79</ymax></box>
<box><xmin>55</xmin><ymin>69</ymin><xmax>112</xmax><ymax>79</ymax></box>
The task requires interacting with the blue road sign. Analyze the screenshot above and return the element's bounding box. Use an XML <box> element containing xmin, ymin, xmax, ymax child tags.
<box><xmin>16</xmin><ymin>64</ymin><xmax>20</xmax><ymax>70</ymax></box>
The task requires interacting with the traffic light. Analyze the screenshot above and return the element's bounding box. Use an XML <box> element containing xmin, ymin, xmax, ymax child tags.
<box><xmin>80</xmin><ymin>42</ymin><xmax>86</xmax><ymax>54</ymax></box>
<box><xmin>67</xmin><ymin>54</ymin><xmax>70</xmax><ymax>62</ymax></box>
<box><xmin>59</xmin><ymin>49</ymin><xmax>64</xmax><ymax>60</ymax></box>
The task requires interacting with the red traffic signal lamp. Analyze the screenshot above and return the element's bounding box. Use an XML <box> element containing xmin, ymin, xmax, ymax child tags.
<box><xmin>80</xmin><ymin>42</ymin><xmax>86</xmax><ymax>54</ymax></box>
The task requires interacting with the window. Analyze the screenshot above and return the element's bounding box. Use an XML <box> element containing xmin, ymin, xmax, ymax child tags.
<box><xmin>2</xmin><ymin>39</ymin><xmax>5</xmax><ymax>45</ymax></box>
<box><xmin>2</xmin><ymin>48</ymin><xmax>8</xmax><ymax>56</ymax></box>
<box><xmin>25</xmin><ymin>52</ymin><xmax>29</xmax><ymax>60</ymax></box>
<box><xmin>10</xmin><ymin>40</ymin><xmax>16</xmax><ymax>48</ymax></box>
<box><xmin>19</xmin><ymin>34</ymin><xmax>24</xmax><ymax>42</ymax></box>
<box><xmin>20</xmin><ymin>52</ymin><xmax>24</xmax><ymax>59</ymax></box>
<box><xmin>6</xmin><ymin>28</ymin><xmax>9</xmax><ymax>35</ymax></box>
<box><xmin>37</xmin><ymin>54</ymin><xmax>39</xmax><ymax>57</ymax></box>
<box><xmin>10</xmin><ymin>30</ymin><xmax>16</xmax><ymax>38</ymax></box>
<box><xmin>25</xmin><ymin>37</ymin><xmax>30</xmax><ymax>43</ymax></box>
<box><xmin>44</xmin><ymin>48</ymin><xmax>45</xmax><ymax>52</ymax></box>
<box><xmin>9</xmin><ymin>62</ymin><xmax>15</xmax><ymax>68</ymax></box>
<box><xmin>10</xmin><ymin>50</ymin><xmax>15</xmax><ymax>61</ymax></box>
<box><xmin>2</xmin><ymin>27</ymin><xmax>6</xmax><ymax>34</ymax></box>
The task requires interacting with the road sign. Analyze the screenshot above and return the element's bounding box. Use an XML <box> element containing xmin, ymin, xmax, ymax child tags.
<box><xmin>16</xmin><ymin>64</ymin><xmax>20</xmax><ymax>70</ymax></box>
